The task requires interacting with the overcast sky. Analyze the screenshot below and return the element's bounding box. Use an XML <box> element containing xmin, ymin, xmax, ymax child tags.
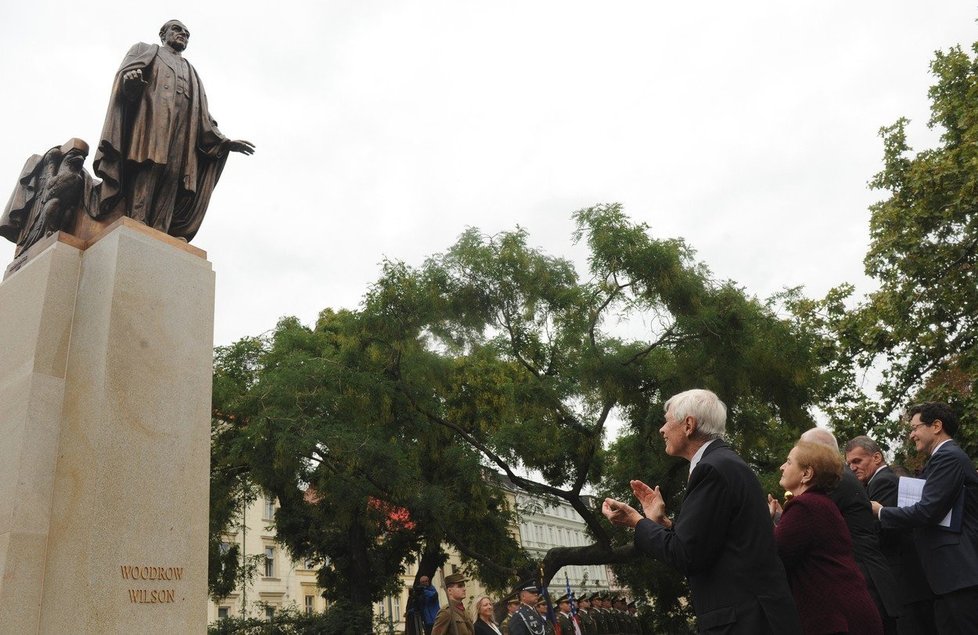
<box><xmin>2</xmin><ymin>2</ymin><xmax>976</xmax><ymax>347</ymax></box>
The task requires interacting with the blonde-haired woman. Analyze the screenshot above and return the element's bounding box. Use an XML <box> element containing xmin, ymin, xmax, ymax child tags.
<box><xmin>473</xmin><ymin>596</ymin><xmax>503</xmax><ymax>635</ymax></box>
<box><xmin>772</xmin><ymin>441</ymin><xmax>882</xmax><ymax>635</ymax></box>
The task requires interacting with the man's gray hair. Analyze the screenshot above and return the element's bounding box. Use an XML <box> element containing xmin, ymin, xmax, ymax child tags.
<box><xmin>844</xmin><ymin>435</ymin><xmax>884</xmax><ymax>458</ymax></box>
<box><xmin>665</xmin><ymin>389</ymin><xmax>727</xmax><ymax>440</ymax></box>
<box><xmin>800</xmin><ymin>427</ymin><xmax>839</xmax><ymax>452</ymax></box>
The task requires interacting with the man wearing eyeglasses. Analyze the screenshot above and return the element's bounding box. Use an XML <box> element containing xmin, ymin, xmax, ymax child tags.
<box><xmin>872</xmin><ymin>402</ymin><xmax>978</xmax><ymax>634</ymax></box>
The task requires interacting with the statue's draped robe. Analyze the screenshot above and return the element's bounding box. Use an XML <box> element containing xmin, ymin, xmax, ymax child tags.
<box><xmin>94</xmin><ymin>43</ymin><xmax>228</xmax><ymax>242</ymax></box>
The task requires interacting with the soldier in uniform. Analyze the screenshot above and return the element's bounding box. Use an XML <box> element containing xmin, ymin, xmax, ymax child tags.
<box><xmin>500</xmin><ymin>597</ymin><xmax>520</xmax><ymax>635</ymax></box>
<box><xmin>626</xmin><ymin>601</ymin><xmax>641</xmax><ymax>635</ymax></box>
<box><xmin>536</xmin><ymin>598</ymin><xmax>556</xmax><ymax>635</ymax></box>
<box><xmin>612</xmin><ymin>597</ymin><xmax>629</xmax><ymax>634</ymax></box>
<box><xmin>599</xmin><ymin>594</ymin><xmax>619</xmax><ymax>635</ymax></box>
<box><xmin>556</xmin><ymin>594</ymin><xmax>580</xmax><ymax>635</ymax></box>
<box><xmin>432</xmin><ymin>573</ymin><xmax>474</xmax><ymax>635</ymax></box>
<box><xmin>508</xmin><ymin>582</ymin><xmax>545</xmax><ymax>635</ymax></box>
<box><xmin>575</xmin><ymin>593</ymin><xmax>597</xmax><ymax>635</ymax></box>
<box><xmin>588</xmin><ymin>594</ymin><xmax>607</xmax><ymax>635</ymax></box>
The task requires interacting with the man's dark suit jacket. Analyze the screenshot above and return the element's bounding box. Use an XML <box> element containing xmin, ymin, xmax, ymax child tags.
<box><xmin>868</xmin><ymin>466</ymin><xmax>899</xmax><ymax>506</ymax></box>
<box><xmin>828</xmin><ymin>470</ymin><xmax>902</xmax><ymax>617</ymax></box>
<box><xmin>868</xmin><ymin>466</ymin><xmax>932</xmax><ymax>605</ymax></box>
<box><xmin>880</xmin><ymin>440</ymin><xmax>978</xmax><ymax>595</ymax></box>
<box><xmin>633</xmin><ymin>440</ymin><xmax>800</xmax><ymax>633</ymax></box>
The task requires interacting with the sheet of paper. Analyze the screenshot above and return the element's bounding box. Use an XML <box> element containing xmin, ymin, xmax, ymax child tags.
<box><xmin>897</xmin><ymin>476</ymin><xmax>952</xmax><ymax>527</ymax></box>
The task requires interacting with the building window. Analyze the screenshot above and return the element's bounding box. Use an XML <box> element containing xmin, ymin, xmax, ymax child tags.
<box><xmin>383</xmin><ymin>594</ymin><xmax>401</xmax><ymax>621</ymax></box>
<box><xmin>265</xmin><ymin>606</ymin><xmax>275</xmax><ymax>620</ymax></box>
<box><xmin>264</xmin><ymin>497</ymin><xmax>276</xmax><ymax>520</ymax></box>
<box><xmin>264</xmin><ymin>547</ymin><xmax>275</xmax><ymax>577</ymax></box>
<box><xmin>218</xmin><ymin>607</ymin><xmax>229</xmax><ymax>619</ymax></box>
<box><xmin>219</xmin><ymin>541</ymin><xmax>232</xmax><ymax>573</ymax></box>
<box><xmin>305</xmin><ymin>595</ymin><xmax>314</xmax><ymax>616</ymax></box>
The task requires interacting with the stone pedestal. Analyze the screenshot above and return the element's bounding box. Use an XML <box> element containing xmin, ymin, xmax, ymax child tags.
<box><xmin>0</xmin><ymin>220</ymin><xmax>214</xmax><ymax>634</ymax></box>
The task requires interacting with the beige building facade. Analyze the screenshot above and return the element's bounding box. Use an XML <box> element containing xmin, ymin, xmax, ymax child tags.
<box><xmin>209</xmin><ymin>477</ymin><xmax>626</xmax><ymax>628</ymax></box>
<box><xmin>208</xmin><ymin>495</ymin><xmax>327</xmax><ymax>622</ymax></box>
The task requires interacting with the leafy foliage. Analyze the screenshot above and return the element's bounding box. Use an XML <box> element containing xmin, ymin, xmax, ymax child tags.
<box><xmin>210</xmin><ymin>205</ymin><xmax>821</xmax><ymax>622</ymax></box>
<box><xmin>207</xmin><ymin>601</ymin><xmax>385</xmax><ymax>635</ymax></box>
<box><xmin>795</xmin><ymin>41</ymin><xmax>978</xmax><ymax>459</ymax></box>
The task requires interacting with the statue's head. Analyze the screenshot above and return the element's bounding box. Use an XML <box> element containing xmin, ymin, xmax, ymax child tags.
<box><xmin>60</xmin><ymin>138</ymin><xmax>90</xmax><ymax>159</ymax></box>
<box><xmin>159</xmin><ymin>20</ymin><xmax>190</xmax><ymax>52</ymax></box>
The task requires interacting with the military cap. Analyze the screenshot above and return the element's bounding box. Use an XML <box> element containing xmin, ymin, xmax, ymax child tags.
<box><xmin>556</xmin><ymin>594</ymin><xmax>571</xmax><ymax>603</ymax></box>
<box><xmin>506</xmin><ymin>597</ymin><xmax>520</xmax><ymax>605</ymax></box>
<box><xmin>519</xmin><ymin>580</ymin><xmax>540</xmax><ymax>592</ymax></box>
<box><xmin>444</xmin><ymin>573</ymin><xmax>467</xmax><ymax>585</ymax></box>
<box><xmin>535</xmin><ymin>597</ymin><xmax>548</xmax><ymax>606</ymax></box>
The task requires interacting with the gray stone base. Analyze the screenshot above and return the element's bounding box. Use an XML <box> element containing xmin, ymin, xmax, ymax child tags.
<box><xmin>0</xmin><ymin>220</ymin><xmax>213</xmax><ymax>634</ymax></box>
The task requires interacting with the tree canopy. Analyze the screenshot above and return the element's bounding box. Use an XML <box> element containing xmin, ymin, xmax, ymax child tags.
<box><xmin>210</xmin><ymin>204</ymin><xmax>821</xmax><ymax>629</ymax></box>
<box><xmin>796</xmin><ymin>40</ymin><xmax>978</xmax><ymax>458</ymax></box>
<box><xmin>204</xmin><ymin>31</ymin><xmax>978</xmax><ymax>634</ymax></box>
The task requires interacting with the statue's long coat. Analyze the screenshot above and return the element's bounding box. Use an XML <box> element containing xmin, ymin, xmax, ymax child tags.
<box><xmin>93</xmin><ymin>42</ymin><xmax>228</xmax><ymax>241</ymax></box>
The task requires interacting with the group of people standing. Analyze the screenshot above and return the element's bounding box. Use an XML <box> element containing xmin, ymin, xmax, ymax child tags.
<box><xmin>603</xmin><ymin>389</ymin><xmax>978</xmax><ymax>634</ymax></box>
<box><xmin>421</xmin><ymin>575</ymin><xmax>642</xmax><ymax>635</ymax></box>
<box><xmin>413</xmin><ymin>389</ymin><xmax>977</xmax><ymax>635</ymax></box>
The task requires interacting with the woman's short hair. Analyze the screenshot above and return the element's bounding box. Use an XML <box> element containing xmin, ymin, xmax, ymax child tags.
<box><xmin>793</xmin><ymin>441</ymin><xmax>843</xmax><ymax>491</ymax></box>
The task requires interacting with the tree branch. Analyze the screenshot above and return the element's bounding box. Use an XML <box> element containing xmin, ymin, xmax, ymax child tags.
<box><xmin>539</xmin><ymin>543</ymin><xmax>637</xmax><ymax>586</ymax></box>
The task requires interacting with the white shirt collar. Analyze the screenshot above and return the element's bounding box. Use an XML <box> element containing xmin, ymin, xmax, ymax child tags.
<box><xmin>867</xmin><ymin>464</ymin><xmax>886</xmax><ymax>483</ymax></box>
<box><xmin>688</xmin><ymin>439</ymin><xmax>717</xmax><ymax>475</ymax></box>
<box><xmin>932</xmin><ymin>439</ymin><xmax>953</xmax><ymax>456</ymax></box>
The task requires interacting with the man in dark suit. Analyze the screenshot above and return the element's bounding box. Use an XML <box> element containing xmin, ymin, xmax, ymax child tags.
<box><xmin>846</xmin><ymin>435</ymin><xmax>936</xmax><ymax>634</ymax></box>
<box><xmin>602</xmin><ymin>389</ymin><xmax>800</xmax><ymax>634</ymax></box>
<box><xmin>802</xmin><ymin>428</ymin><xmax>902</xmax><ymax>633</ymax></box>
<box><xmin>873</xmin><ymin>402</ymin><xmax>978</xmax><ymax>634</ymax></box>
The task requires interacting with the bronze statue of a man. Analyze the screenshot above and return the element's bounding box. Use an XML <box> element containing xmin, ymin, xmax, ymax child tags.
<box><xmin>93</xmin><ymin>20</ymin><xmax>254</xmax><ymax>241</ymax></box>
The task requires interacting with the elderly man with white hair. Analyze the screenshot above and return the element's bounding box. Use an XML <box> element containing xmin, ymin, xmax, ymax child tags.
<box><xmin>602</xmin><ymin>389</ymin><xmax>800</xmax><ymax>634</ymax></box>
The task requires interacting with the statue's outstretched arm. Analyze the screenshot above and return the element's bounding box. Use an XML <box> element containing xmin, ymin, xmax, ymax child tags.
<box><xmin>225</xmin><ymin>140</ymin><xmax>255</xmax><ymax>156</ymax></box>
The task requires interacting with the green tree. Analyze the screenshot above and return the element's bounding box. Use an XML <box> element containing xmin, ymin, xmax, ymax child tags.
<box><xmin>798</xmin><ymin>40</ymin><xmax>978</xmax><ymax>458</ymax></box>
<box><xmin>210</xmin><ymin>205</ymin><xmax>821</xmax><ymax>627</ymax></box>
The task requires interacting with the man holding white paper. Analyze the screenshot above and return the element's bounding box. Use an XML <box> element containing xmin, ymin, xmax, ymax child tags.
<box><xmin>871</xmin><ymin>402</ymin><xmax>978</xmax><ymax>634</ymax></box>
